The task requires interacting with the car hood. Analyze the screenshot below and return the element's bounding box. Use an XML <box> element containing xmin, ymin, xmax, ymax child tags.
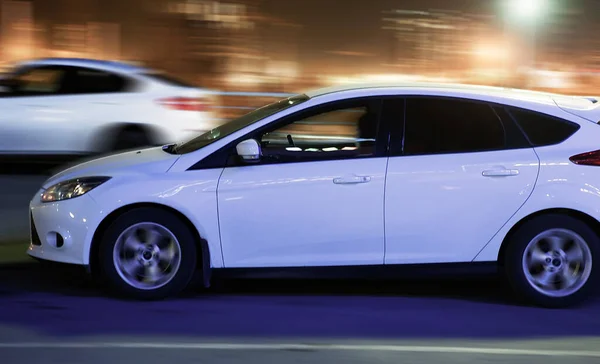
<box><xmin>42</xmin><ymin>147</ymin><xmax>180</xmax><ymax>189</ymax></box>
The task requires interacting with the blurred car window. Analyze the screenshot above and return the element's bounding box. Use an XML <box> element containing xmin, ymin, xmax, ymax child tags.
<box><xmin>69</xmin><ymin>67</ymin><xmax>133</xmax><ymax>94</ymax></box>
<box><xmin>12</xmin><ymin>67</ymin><xmax>67</xmax><ymax>94</ymax></box>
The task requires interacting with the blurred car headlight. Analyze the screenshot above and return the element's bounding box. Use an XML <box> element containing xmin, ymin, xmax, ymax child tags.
<box><xmin>41</xmin><ymin>177</ymin><xmax>111</xmax><ymax>203</ymax></box>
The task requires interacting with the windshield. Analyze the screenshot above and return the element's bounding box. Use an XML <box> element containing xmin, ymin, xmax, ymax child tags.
<box><xmin>174</xmin><ymin>94</ymin><xmax>310</xmax><ymax>154</ymax></box>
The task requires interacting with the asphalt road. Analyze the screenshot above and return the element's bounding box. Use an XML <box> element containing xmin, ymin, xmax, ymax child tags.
<box><xmin>1</xmin><ymin>261</ymin><xmax>600</xmax><ymax>364</ymax></box>
<box><xmin>0</xmin><ymin>174</ymin><xmax>47</xmax><ymax>243</ymax></box>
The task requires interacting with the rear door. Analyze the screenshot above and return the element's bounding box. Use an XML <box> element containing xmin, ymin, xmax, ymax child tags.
<box><xmin>383</xmin><ymin>96</ymin><xmax>540</xmax><ymax>264</ymax></box>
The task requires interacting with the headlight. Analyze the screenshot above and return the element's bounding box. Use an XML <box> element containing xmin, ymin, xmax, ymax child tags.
<box><xmin>41</xmin><ymin>177</ymin><xmax>111</xmax><ymax>203</ymax></box>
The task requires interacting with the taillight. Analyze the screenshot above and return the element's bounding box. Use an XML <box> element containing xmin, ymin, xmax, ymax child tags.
<box><xmin>570</xmin><ymin>150</ymin><xmax>600</xmax><ymax>166</ymax></box>
<box><xmin>157</xmin><ymin>97</ymin><xmax>208</xmax><ymax>111</ymax></box>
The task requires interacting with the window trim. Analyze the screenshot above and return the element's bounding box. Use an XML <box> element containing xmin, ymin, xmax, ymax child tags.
<box><xmin>388</xmin><ymin>95</ymin><xmax>534</xmax><ymax>157</ymax></box>
<box><xmin>188</xmin><ymin>96</ymin><xmax>390</xmax><ymax>170</ymax></box>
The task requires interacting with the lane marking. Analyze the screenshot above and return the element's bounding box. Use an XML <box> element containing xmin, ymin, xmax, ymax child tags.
<box><xmin>0</xmin><ymin>342</ymin><xmax>599</xmax><ymax>357</ymax></box>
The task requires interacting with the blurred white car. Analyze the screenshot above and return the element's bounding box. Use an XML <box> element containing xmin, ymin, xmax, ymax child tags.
<box><xmin>0</xmin><ymin>58</ymin><xmax>218</xmax><ymax>158</ymax></box>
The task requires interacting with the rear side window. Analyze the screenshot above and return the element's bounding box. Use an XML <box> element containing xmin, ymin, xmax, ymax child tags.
<box><xmin>507</xmin><ymin>107</ymin><xmax>580</xmax><ymax>146</ymax></box>
<box><xmin>69</xmin><ymin>67</ymin><xmax>134</xmax><ymax>94</ymax></box>
<box><xmin>403</xmin><ymin>97</ymin><xmax>508</xmax><ymax>155</ymax></box>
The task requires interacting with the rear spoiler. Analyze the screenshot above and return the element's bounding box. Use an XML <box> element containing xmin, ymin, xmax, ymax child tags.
<box><xmin>553</xmin><ymin>95</ymin><xmax>600</xmax><ymax>123</ymax></box>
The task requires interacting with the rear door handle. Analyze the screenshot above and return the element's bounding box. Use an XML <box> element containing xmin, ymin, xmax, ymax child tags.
<box><xmin>482</xmin><ymin>169</ymin><xmax>519</xmax><ymax>177</ymax></box>
<box><xmin>333</xmin><ymin>176</ymin><xmax>372</xmax><ymax>184</ymax></box>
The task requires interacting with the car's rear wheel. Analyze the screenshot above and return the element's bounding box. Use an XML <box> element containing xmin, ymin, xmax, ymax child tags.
<box><xmin>97</xmin><ymin>207</ymin><xmax>197</xmax><ymax>300</ymax></box>
<box><xmin>504</xmin><ymin>214</ymin><xmax>599</xmax><ymax>308</ymax></box>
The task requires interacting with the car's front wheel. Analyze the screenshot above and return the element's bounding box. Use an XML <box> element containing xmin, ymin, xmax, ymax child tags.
<box><xmin>504</xmin><ymin>214</ymin><xmax>599</xmax><ymax>308</ymax></box>
<box><xmin>97</xmin><ymin>207</ymin><xmax>198</xmax><ymax>300</ymax></box>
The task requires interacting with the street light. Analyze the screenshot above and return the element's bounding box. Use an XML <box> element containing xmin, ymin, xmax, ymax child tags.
<box><xmin>508</xmin><ymin>0</ymin><xmax>546</xmax><ymax>20</ymax></box>
<box><xmin>503</xmin><ymin>0</ymin><xmax>548</xmax><ymax>86</ymax></box>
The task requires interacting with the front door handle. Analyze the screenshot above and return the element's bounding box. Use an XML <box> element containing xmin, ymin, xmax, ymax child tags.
<box><xmin>482</xmin><ymin>169</ymin><xmax>519</xmax><ymax>177</ymax></box>
<box><xmin>333</xmin><ymin>176</ymin><xmax>371</xmax><ymax>184</ymax></box>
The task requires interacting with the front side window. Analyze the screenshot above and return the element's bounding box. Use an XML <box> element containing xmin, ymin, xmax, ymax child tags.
<box><xmin>403</xmin><ymin>97</ymin><xmax>507</xmax><ymax>155</ymax></box>
<box><xmin>257</xmin><ymin>99</ymin><xmax>381</xmax><ymax>162</ymax></box>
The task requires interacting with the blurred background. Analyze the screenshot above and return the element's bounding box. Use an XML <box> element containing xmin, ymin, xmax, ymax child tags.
<box><xmin>0</xmin><ymin>0</ymin><xmax>599</xmax><ymax>244</ymax></box>
<box><xmin>1</xmin><ymin>0</ymin><xmax>600</xmax><ymax>99</ymax></box>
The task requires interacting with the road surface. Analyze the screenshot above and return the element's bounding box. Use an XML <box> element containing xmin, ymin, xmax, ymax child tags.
<box><xmin>0</xmin><ymin>262</ymin><xmax>599</xmax><ymax>363</ymax></box>
<box><xmin>0</xmin><ymin>175</ymin><xmax>47</xmax><ymax>243</ymax></box>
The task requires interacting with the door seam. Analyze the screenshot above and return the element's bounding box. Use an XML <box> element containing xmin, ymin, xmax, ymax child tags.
<box><xmin>471</xmin><ymin>147</ymin><xmax>542</xmax><ymax>261</ymax></box>
<box><xmin>215</xmin><ymin>166</ymin><xmax>227</xmax><ymax>267</ymax></box>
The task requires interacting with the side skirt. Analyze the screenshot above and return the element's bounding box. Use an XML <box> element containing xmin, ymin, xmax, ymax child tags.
<box><xmin>211</xmin><ymin>261</ymin><xmax>500</xmax><ymax>281</ymax></box>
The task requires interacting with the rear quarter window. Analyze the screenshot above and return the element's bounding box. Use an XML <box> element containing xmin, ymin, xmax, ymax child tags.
<box><xmin>507</xmin><ymin>107</ymin><xmax>580</xmax><ymax>147</ymax></box>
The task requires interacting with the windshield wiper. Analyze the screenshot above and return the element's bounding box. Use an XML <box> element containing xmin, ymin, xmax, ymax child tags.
<box><xmin>162</xmin><ymin>143</ymin><xmax>178</xmax><ymax>154</ymax></box>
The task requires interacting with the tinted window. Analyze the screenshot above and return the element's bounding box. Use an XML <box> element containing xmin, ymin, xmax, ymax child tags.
<box><xmin>69</xmin><ymin>67</ymin><xmax>132</xmax><ymax>93</ymax></box>
<box><xmin>507</xmin><ymin>107</ymin><xmax>580</xmax><ymax>146</ymax></box>
<box><xmin>404</xmin><ymin>98</ymin><xmax>506</xmax><ymax>155</ymax></box>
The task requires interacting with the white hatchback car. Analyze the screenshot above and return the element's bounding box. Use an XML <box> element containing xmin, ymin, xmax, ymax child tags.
<box><xmin>27</xmin><ymin>83</ymin><xmax>600</xmax><ymax>307</ymax></box>
<box><xmin>0</xmin><ymin>58</ymin><xmax>217</xmax><ymax>158</ymax></box>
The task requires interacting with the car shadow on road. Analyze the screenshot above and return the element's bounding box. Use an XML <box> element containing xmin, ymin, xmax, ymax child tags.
<box><xmin>0</xmin><ymin>260</ymin><xmax>523</xmax><ymax>306</ymax></box>
<box><xmin>1</xmin><ymin>261</ymin><xmax>600</xmax><ymax>340</ymax></box>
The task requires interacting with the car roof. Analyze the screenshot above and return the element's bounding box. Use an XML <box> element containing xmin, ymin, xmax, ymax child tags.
<box><xmin>305</xmin><ymin>82</ymin><xmax>600</xmax><ymax>121</ymax></box>
<box><xmin>17</xmin><ymin>58</ymin><xmax>148</xmax><ymax>74</ymax></box>
<box><xmin>305</xmin><ymin>82</ymin><xmax>557</xmax><ymax>100</ymax></box>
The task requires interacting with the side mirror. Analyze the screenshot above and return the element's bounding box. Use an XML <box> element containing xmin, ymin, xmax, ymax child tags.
<box><xmin>236</xmin><ymin>139</ymin><xmax>261</xmax><ymax>162</ymax></box>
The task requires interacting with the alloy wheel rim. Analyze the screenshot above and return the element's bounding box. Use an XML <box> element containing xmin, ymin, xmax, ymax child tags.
<box><xmin>113</xmin><ymin>222</ymin><xmax>182</xmax><ymax>290</ymax></box>
<box><xmin>522</xmin><ymin>228</ymin><xmax>592</xmax><ymax>298</ymax></box>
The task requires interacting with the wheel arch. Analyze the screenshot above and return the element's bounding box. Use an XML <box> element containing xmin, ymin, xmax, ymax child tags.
<box><xmin>497</xmin><ymin>208</ymin><xmax>600</xmax><ymax>267</ymax></box>
<box><xmin>89</xmin><ymin>202</ymin><xmax>211</xmax><ymax>287</ymax></box>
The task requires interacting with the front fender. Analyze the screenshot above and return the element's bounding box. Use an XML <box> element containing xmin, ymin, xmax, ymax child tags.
<box><xmin>86</xmin><ymin>169</ymin><xmax>224</xmax><ymax>268</ymax></box>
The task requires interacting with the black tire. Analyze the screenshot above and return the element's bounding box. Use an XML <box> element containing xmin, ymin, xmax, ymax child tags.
<box><xmin>97</xmin><ymin>207</ymin><xmax>198</xmax><ymax>300</ymax></box>
<box><xmin>504</xmin><ymin>214</ymin><xmax>599</xmax><ymax>308</ymax></box>
<box><xmin>112</xmin><ymin>127</ymin><xmax>150</xmax><ymax>152</ymax></box>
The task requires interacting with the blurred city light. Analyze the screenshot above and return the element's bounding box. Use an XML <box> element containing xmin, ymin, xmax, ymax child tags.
<box><xmin>472</xmin><ymin>44</ymin><xmax>511</xmax><ymax>61</ymax></box>
<box><xmin>508</xmin><ymin>0</ymin><xmax>546</xmax><ymax>20</ymax></box>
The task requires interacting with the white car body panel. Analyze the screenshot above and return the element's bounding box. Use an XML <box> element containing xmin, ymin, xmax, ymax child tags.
<box><xmin>475</xmin><ymin>114</ymin><xmax>600</xmax><ymax>261</ymax></box>
<box><xmin>384</xmin><ymin>148</ymin><xmax>540</xmax><ymax>264</ymax></box>
<box><xmin>25</xmin><ymin>82</ymin><xmax>600</xmax><ymax>276</ymax></box>
<box><xmin>218</xmin><ymin>158</ymin><xmax>387</xmax><ymax>268</ymax></box>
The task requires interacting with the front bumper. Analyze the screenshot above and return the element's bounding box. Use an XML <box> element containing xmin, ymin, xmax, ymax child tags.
<box><xmin>27</xmin><ymin>190</ymin><xmax>101</xmax><ymax>266</ymax></box>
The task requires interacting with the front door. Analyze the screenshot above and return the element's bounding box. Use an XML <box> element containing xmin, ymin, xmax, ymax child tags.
<box><xmin>217</xmin><ymin>97</ymin><xmax>389</xmax><ymax>268</ymax></box>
